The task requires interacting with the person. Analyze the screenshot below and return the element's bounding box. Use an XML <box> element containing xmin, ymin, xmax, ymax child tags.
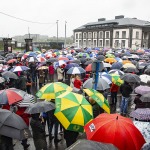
<box><xmin>83</xmin><ymin>74</ymin><xmax>90</xmax><ymax>83</ymax></box>
<box><xmin>48</xmin><ymin>63</ymin><xmax>55</xmax><ymax>82</ymax></box>
<box><xmin>74</xmin><ymin>75</ymin><xmax>82</xmax><ymax>90</ymax></box>
<box><xmin>30</xmin><ymin>113</ymin><xmax>47</xmax><ymax>150</ymax></box>
<box><xmin>57</xmin><ymin>66</ymin><xmax>64</xmax><ymax>82</ymax></box>
<box><xmin>110</xmin><ymin>83</ymin><xmax>119</xmax><ymax>105</ymax></box>
<box><xmin>26</xmin><ymin>72</ymin><xmax>32</xmax><ymax>94</ymax></box>
<box><xmin>120</xmin><ymin>81</ymin><xmax>132</xmax><ymax>116</ymax></box>
<box><xmin>38</xmin><ymin>69</ymin><xmax>45</xmax><ymax>89</ymax></box>
<box><xmin>70</xmin><ymin>74</ymin><xmax>75</xmax><ymax>88</ymax></box>
<box><xmin>17</xmin><ymin>72</ymin><xmax>27</xmax><ymax>91</ymax></box>
<box><xmin>16</xmin><ymin>107</ymin><xmax>30</xmax><ymax>149</ymax></box>
<box><xmin>89</xmin><ymin>97</ymin><xmax>100</xmax><ymax>118</ymax></box>
<box><xmin>29</xmin><ymin>62</ymin><xmax>36</xmax><ymax>83</ymax></box>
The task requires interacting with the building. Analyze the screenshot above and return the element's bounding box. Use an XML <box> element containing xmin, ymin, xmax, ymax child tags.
<box><xmin>73</xmin><ymin>15</ymin><xmax>150</xmax><ymax>49</ymax></box>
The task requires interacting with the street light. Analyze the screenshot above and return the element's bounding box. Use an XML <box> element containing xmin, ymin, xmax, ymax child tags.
<box><xmin>65</xmin><ymin>21</ymin><xmax>67</xmax><ymax>48</ymax></box>
<box><xmin>56</xmin><ymin>20</ymin><xmax>59</xmax><ymax>45</ymax></box>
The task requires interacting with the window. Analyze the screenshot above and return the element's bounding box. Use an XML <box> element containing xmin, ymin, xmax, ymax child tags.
<box><xmin>115</xmin><ymin>31</ymin><xmax>119</xmax><ymax>38</ymax></box>
<box><xmin>83</xmin><ymin>40</ymin><xmax>86</xmax><ymax>46</ymax></box>
<box><xmin>93</xmin><ymin>32</ymin><xmax>97</xmax><ymax>39</ymax></box>
<box><xmin>93</xmin><ymin>40</ymin><xmax>97</xmax><ymax>47</ymax></box>
<box><xmin>99</xmin><ymin>40</ymin><xmax>103</xmax><ymax>47</ymax></box>
<box><xmin>106</xmin><ymin>32</ymin><xmax>110</xmax><ymax>39</ymax></box>
<box><xmin>79</xmin><ymin>33</ymin><xmax>82</xmax><ymax>39</ymax></box>
<box><xmin>88</xmin><ymin>32</ymin><xmax>92</xmax><ymax>39</ymax></box>
<box><xmin>83</xmin><ymin>32</ymin><xmax>87</xmax><ymax>39</ymax></box>
<box><xmin>136</xmin><ymin>31</ymin><xmax>139</xmax><ymax>39</ymax></box>
<box><xmin>76</xmin><ymin>40</ymin><xmax>78</xmax><ymax>43</ymax></box>
<box><xmin>122</xmin><ymin>31</ymin><xmax>126</xmax><ymax>38</ymax></box>
<box><xmin>75</xmin><ymin>34</ymin><xmax>78</xmax><ymax>39</ymax></box>
<box><xmin>106</xmin><ymin>40</ymin><xmax>110</xmax><ymax>47</ymax></box>
<box><xmin>121</xmin><ymin>40</ymin><xmax>126</xmax><ymax>48</ymax></box>
<box><xmin>115</xmin><ymin>40</ymin><xmax>119</xmax><ymax>47</ymax></box>
<box><xmin>88</xmin><ymin>40</ymin><xmax>91</xmax><ymax>46</ymax></box>
<box><xmin>99</xmin><ymin>31</ymin><xmax>103</xmax><ymax>39</ymax></box>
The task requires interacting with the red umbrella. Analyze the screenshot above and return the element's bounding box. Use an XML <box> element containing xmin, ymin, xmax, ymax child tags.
<box><xmin>7</xmin><ymin>59</ymin><xmax>17</xmax><ymax>64</ymax></box>
<box><xmin>58</xmin><ymin>57</ymin><xmax>69</xmax><ymax>61</ymax></box>
<box><xmin>85</xmin><ymin>64</ymin><xmax>92</xmax><ymax>72</ymax></box>
<box><xmin>0</xmin><ymin>89</ymin><xmax>23</xmax><ymax>105</ymax></box>
<box><xmin>84</xmin><ymin>113</ymin><xmax>145</xmax><ymax>150</ymax></box>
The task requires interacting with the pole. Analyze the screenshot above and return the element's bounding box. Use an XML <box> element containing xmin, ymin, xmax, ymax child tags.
<box><xmin>94</xmin><ymin>61</ymin><xmax>100</xmax><ymax>90</ymax></box>
<box><xmin>56</xmin><ymin>20</ymin><xmax>59</xmax><ymax>45</ymax></box>
<box><xmin>28</xmin><ymin>27</ymin><xmax>30</xmax><ymax>38</ymax></box>
<box><xmin>65</xmin><ymin>21</ymin><xmax>67</xmax><ymax>48</ymax></box>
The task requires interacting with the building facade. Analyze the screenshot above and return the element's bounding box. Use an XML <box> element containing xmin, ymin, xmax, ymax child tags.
<box><xmin>73</xmin><ymin>16</ymin><xmax>150</xmax><ymax>49</ymax></box>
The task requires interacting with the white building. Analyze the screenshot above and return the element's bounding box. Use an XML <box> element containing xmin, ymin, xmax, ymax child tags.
<box><xmin>74</xmin><ymin>16</ymin><xmax>150</xmax><ymax>49</ymax></box>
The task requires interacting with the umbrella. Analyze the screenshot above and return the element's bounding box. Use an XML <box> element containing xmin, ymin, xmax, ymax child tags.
<box><xmin>0</xmin><ymin>77</ymin><xmax>5</xmax><ymax>83</ymax></box>
<box><xmin>67</xmin><ymin>67</ymin><xmax>86</xmax><ymax>74</ymax></box>
<box><xmin>46</xmin><ymin>58</ymin><xmax>58</xmax><ymax>63</ymax></box>
<box><xmin>58</xmin><ymin>57</ymin><xmax>69</xmax><ymax>61</ymax></box>
<box><xmin>124</xmin><ymin>67</ymin><xmax>139</xmax><ymax>73</ymax></box>
<box><xmin>103</xmin><ymin>62</ymin><xmax>112</xmax><ymax>68</ymax></box>
<box><xmin>104</xmin><ymin>58</ymin><xmax>117</xmax><ymax>64</ymax></box>
<box><xmin>108</xmin><ymin>69</ymin><xmax>124</xmax><ymax>76</ymax></box>
<box><xmin>83</xmin><ymin>89</ymin><xmax>110</xmax><ymax>114</ymax></box>
<box><xmin>111</xmin><ymin>62</ymin><xmax>122</xmax><ymax>69</ymax></box>
<box><xmin>37</xmin><ymin>66</ymin><xmax>48</xmax><ymax>70</ymax></box>
<box><xmin>85</xmin><ymin>64</ymin><xmax>92</xmax><ymax>72</ymax></box>
<box><xmin>70</xmin><ymin>59</ymin><xmax>81</xmax><ymax>65</ymax></box>
<box><xmin>26</xmin><ymin>56</ymin><xmax>38</xmax><ymax>62</ymax></box>
<box><xmin>65</xmin><ymin>63</ymin><xmax>79</xmax><ymax>70</ymax></box>
<box><xmin>140</xmin><ymin>93</ymin><xmax>150</xmax><ymax>102</ymax></box>
<box><xmin>25</xmin><ymin>101</ymin><xmax>55</xmax><ymax>114</ymax></box>
<box><xmin>54</xmin><ymin>91</ymin><xmax>93</xmax><ymax>132</ymax></box>
<box><xmin>37</xmin><ymin>57</ymin><xmax>46</xmax><ymax>62</ymax></box>
<box><xmin>7</xmin><ymin>59</ymin><xmax>17</xmax><ymax>64</ymax></box>
<box><xmin>78</xmin><ymin>53</ymin><xmax>90</xmax><ymax>58</ymax></box>
<box><xmin>10</xmin><ymin>66</ymin><xmax>30</xmax><ymax>72</ymax></box>
<box><xmin>135</xmin><ymin>85</ymin><xmax>150</xmax><ymax>95</ymax></box>
<box><xmin>99</xmin><ymin>72</ymin><xmax>112</xmax><ymax>84</ymax></box>
<box><xmin>110</xmin><ymin>74</ymin><xmax>124</xmax><ymax>86</ymax></box>
<box><xmin>115</xmin><ymin>57</ymin><xmax>122</xmax><ymax>63</ymax></box>
<box><xmin>122</xmin><ymin>60</ymin><xmax>132</xmax><ymax>65</ymax></box>
<box><xmin>123</xmin><ymin>63</ymin><xmax>136</xmax><ymax>68</ymax></box>
<box><xmin>96</xmin><ymin>55</ymin><xmax>105</xmax><ymax>61</ymax></box>
<box><xmin>1</xmin><ymin>71</ymin><xmax>18</xmax><ymax>79</ymax></box>
<box><xmin>84</xmin><ymin>60</ymin><xmax>93</xmax><ymax>66</ymax></box>
<box><xmin>105</xmin><ymin>54</ymin><xmax>115</xmax><ymax>58</ymax></box>
<box><xmin>140</xmin><ymin>74</ymin><xmax>150</xmax><ymax>83</ymax></box>
<box><xmin>36</xmin><ymin>82</ymin><xmax>72</xmax><ymax>100</ymax></box>
<box><xmin>17</xmin><ymin>53</ymin><xmax>24</xmax><ymax>58</ymax></box>
<box><xmin>121</xmin><ymin>73</ymin><xmax>141</xmax><ymax>83</ymax></box>
<box><xmin>0</xmin><ymin>109</ymin><xmax>31</xmax><ymax>140</ymax></box>
<box><xmin>83</xmin><ymin>78</ymin><xmax>110</xmax><ymax>91</ymax></box>
<box><xmin>84</xmin><ymin>113</ymin><xmax>145</xmax><ymax>150</ymax></box>
<box><xmin>0</xmin><ymin>88</ymin><xmax>23</xmax><ymax>105</ymax></box>
<box><xmin>130</xmin><ymin>108</ymin><xmax>150</xmax><ymax>121</ymax></box>
<box><xmin>66</xmin><ymin>139</ymin><xmax>118</xmax><ymax>150</ymax></box>
<box><xmin>144</xmin><ymin>68</ymin><xmax>150</xmax><ymax>75</ymax></box>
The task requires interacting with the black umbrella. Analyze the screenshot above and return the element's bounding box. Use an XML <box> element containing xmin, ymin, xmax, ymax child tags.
<box><xmin>0</xmin><ymin>109</ymin><xmax>31</xmax><ymax>140</ymax></box>
<box><xmin>144</xmin><ymin>68</ymin><xmax>150</xmax><ymax>75</ymax></box>
<box><xmin>96</xmin><ymin>55</ymin><xmax>105</xmax><ymax>61</ymax></box>
<box><xmin>1</xmin><ymin>71</ymin><xmax>18</xmax><ymax>79</ymax></box>
<box><xmin>17</xmin><ymin>53</ymin><xmax>24</xmax><ymax>58</ymax></box>
<box><xmin>25</xmin><ymin>101</ymin><xmax>55</xmax><ymax>114</ymax></box>
<box><xmin>84</xmin><ymin>60</ymin><xmax>93</xmax><ymax>66</ymax></box>
<box><xmin>70</xmin><ymin>59</ymin><xmax>81</xmax><ymax>65</ymax></box>
<box><xmin>66</xmin><ymin>139</ymin><xmax>118</xmax><ymax>150</ymax></box>
<box><xmin>124</xmin><ymin>67</ymin><xmax>139</xmax><ymax>73</ymax></box>
<box><xmin>121</xmin><ymin>73</ymin><xmax>141</xmax><ymax>83</ymax></box>
<box><xmin>0</xmin><ymin>55</ymin><xmax>5</xmax><ymax>60</ymax></box>
<box><xmin>46</xmin><ymin>58</ymin><xmax>58</xmax><ymax>63</ymax></box>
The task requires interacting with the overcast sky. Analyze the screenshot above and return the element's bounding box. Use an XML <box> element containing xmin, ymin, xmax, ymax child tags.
<box><xmin>0</xmin><ymin>0</ymin><xmax>150</xmax><ymax>38</ymax></box>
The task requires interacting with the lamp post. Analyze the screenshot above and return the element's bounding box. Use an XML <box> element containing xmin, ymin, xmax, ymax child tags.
<box><xmin>56</xmin><ymin>20</ymin><xmax>59</xmax><ymax>45</ymax></box>
<box><xmin>65</xmin><ymin>21</ymin><xmax>67</xmax><ymax>48</ymax></box>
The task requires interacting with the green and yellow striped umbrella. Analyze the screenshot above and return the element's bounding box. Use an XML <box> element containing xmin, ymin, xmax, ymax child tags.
<box><xmin>36</xmin><ymin>82</ymin><xmax>72</xmax><ymax>100</ymax></box>
<box><xmin>83</xmin><ymin>88</ymin><xmax>110</xmax><ymax>114</ymax></box>
<box><xmin>54</xmin><ymin>91</ymin><xmax>93</xmax><ymax>132</ymax></box>
<box><xmin>111</xmin><ymin>74</ymin><xmax>124</xmax><ymax>86</ymax></box>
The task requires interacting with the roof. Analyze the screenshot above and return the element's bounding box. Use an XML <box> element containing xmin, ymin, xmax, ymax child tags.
<box><xmin>74</xmin><ymin>17</ymin><xmax>150</xmax><ymax>31</ymax></box>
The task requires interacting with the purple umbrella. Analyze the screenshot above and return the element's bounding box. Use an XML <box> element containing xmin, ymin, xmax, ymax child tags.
<box><xmin>130</xmin><ymin>108</ymin><xmax>150</xmax><ymax>121</ymax></box>
<box><xmin>135</xmin><ymin>86</ymin><xmax>150</xmax><ymax>95</ymax></box>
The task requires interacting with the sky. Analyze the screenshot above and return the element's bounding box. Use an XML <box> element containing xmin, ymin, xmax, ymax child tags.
<box><xmin>0</xmin><ymin>0</ymin><xmax>150</xmax><ymax>38</ymax></box>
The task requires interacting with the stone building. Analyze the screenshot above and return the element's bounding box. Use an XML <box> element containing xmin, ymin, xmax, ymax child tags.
<box><xmin>73</xmin><ymin>15</ymin><xmax>150</xmax><ymax>49</ymax></box>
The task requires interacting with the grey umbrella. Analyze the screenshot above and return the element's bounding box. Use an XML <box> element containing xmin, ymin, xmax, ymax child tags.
<box><xmin>66</xmin><ymin>139</ymin><xmax>118</xmax><ymax>150</ymax></box>
<box><xmin>124</xmin><ymin>67</ymin><xmax>139</xmax><ymax>73</ymax></box>
<box><xmin>2</xmin><ymin>71</ymin><xmax>18</xmax><ymax>79</ymax></box>
<box><xmin>83</xmin><ymin>78</ymin><xmax>110</xmax><ymax>91</ymax></box>
<box><xmin>0</xmin><ymin>109</ymin><xmax>31</xmax><ymax>140</ymax></box>
<box><xmin>121</xmin><ymin>73</ymin><xmax>141</xmax><ymax>83</ymax></box>
<box><xmin>25</xmin><ymin>101</ymin><xmax>55</xmax><ymax>114</ymax></box>
<box><xmin>140</xmin><ymin>93</ymin><xmax>150</xmax><ymax>102</ymax></box>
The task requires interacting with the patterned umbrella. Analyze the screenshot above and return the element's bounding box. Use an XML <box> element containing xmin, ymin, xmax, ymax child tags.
<box><xmin>36</xmin><ymin>82</ymin><xmax>72</xmax><ymax>100</ymax></box>
<box><xmin>99</xmin><ymin>72</ymin><xmax>112</xmax><ymax>84</ymax></box>
<box><xmin>65</xmin><ymin>63</ymin><xmax>79</xmax><ymax>70</ymax></box>
<box><xmin>110</xmin><ymin>74</ymin><xmax>124</xmax><ymax>86</ymax></box>
<box><xmin>83</xmin><ymin>89</ymin><xmax>110</xmax><ymax>114</ymax></box>
<box><xmin>54</xmin><ymin>91</ymin><xmax>93</xmax><ymax>132</ymax></box>
<box><xmin>10</xmin><ymin>66</ymin><xmax>30</xmax><ymax>72</ymax></box>
<box><xmin>130</xmin><ymin>108</ymin><xmax>150</xmax><ymax>120</ymax></box>
<box><xmin>108</xmin><ymin>69</ymin><xmax>124</xmax><ymax>76</ymax></box>
<box><xmin>67</xmin><ymin>67</ymin><xmax>86</xmax><ymax>74</ymax></box>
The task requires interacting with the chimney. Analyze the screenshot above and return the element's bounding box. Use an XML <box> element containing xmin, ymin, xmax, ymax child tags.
<box><xmin>98</xmin><ymin>18</ymin><xmax>106</xmax><ymax>22</ymax></box>
<box><xmin>115</xmin><ymin>15</ymin><xmax>124</xmax><ymax>19</ymax></box>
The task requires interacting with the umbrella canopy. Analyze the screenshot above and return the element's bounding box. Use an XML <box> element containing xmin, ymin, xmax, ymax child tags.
<box><xmin>25</xmin><ymin>101</ymin><xmax>55</xmax><ymax>114</ymax></box>
<box><xmin>36</xmin><ymin>82</ymin><xmax>72</xmax><ymax>100</ymax></box>
<box><xmin>122</xmin><ymin>60</ymin><xmax>132</xmax><ymax>65</ymax></box>
<box><xmin>140</xmin><ymin>74</ymin><xmax>150</xmax><ymax>83</ymax></box>
<box><xmin>65</xmin><ymin>63</ymin><xmax>79</xmax><ymax>70</ymax></box>
<box><xmin>99</xmin><ymin>72</ymin><xmax>112</xmax><ymax>84</ymax></box>
<box><xmin>37</xmin><ymin>57</ymin><xmax>46</xmax><ymax>62</ymax></box>
<box><xmin>108</xmin><ymin>69</ymin><xmax>124</xmax><ymax>76</ymax></box>
<box><xmin>46</xmin><ymin>58</ymin><xmax>58</xmax><ymax>63</ymax></box>
<box><xmin>54</xmin><ymin>91</ymin><xmax>93</xmax><ymax>132</ymax></box>
<box><xmin>10</xmin><ymin>66</ymin><xmax>30</xmax><ymax>72</ymax></box>
<box><xmin>84</xmin><ymin>113</ymin><xmax>145</xmax><ymax>150</ymax></box>
<box><xmin>103</xmin><ymin>62</ymin><xmax>112</xmax><ymax>68</ymax></box>
<box><xmin>121</xmin><ymin>73</ymin><xmax>141</xmax><ymax>83</ymax></box>
<box><xmin>110</xmin><ymin>74</ymin><xmax>124</xmax><ymax>86</ymax></box>
<box><xmin>67</xmin><ymin>67</ymin><xmax>86</xmax><ymax>74</ymax></box>
<box><xmin>140</xmin><ymin>93</ymin><xmax>150</xmax><ymax>102</ymax></box>
<box><xmin>0</xmin><ymin>77</ymin><xmax>5</xmax><ymax>83</ymax></box>
<box><xmin>83</xmin><ymin>89</ymin><xmax>110</xmax><ymax>114</ymax></box>
<box><xmin>135</xmin><ymin>85</ymin><xmax>150</xmax><ymax>95</ymax></box>
<box><xmin>124</xmin><ymin>67</ymin><xmax>139</xmax><ymax>73</ymax></box>
<box><xmin>1</xmin><ymin>71</ymin><xmax>18</xmax><ymax>79</ymax></box>
<box><xmin>85</xmin><ymin>64</ymin><xmax>92</xmax><ymax>72</ymax></box>
<box><xmin>0</xmin><ymin>109</ymin><xmax>31</xmax><ymax>140</ymax></box>
<box><xmin>130</xmin><ymin>108</ymin><xmax>150</xmax><ymax>121</ymax></box>
<box><xmin>26</xmin><ymin>56</ymin><xmax>38</xmax><ymax>62</ymax></box>
<box><xmin>84</xmin><ymin>60</ymin><xmax>93</xmax><ymax>66</ymax></box>
<box><xmin>66</xmin><ymin>139</ymin><xmax>118</xmax><ymax>150</ymax></box>
<box><xmin>0</xmin><ymin>88</ymin><xmax>23</xmax><ymax>105</ymax></box>
<box><xmin>105</xmin><ymin>53</ymin><xmax>115</xmax><ymax>58</ymax></box>
<box><xmin>111</xmin><ymin>62</ymin><xmax>122</xmax><ymax>69</ymax></box>
<box><xmin>83</xmin><ymin>78</ymin><xmax>110</xmax><ymax>91</ymax></box>
<box><xmin>7</xmin><ymin>59</ymin><xmax>17</xmax><ymax>64</ymax></box>
<box><xmin>123</xmin><ymin>63</ymin><xmax>136</xmax><ymax>68</ymax></box>
<box><xmin>104</xmin><ymin>58</ymin><xmax>117</xmax><ymax>64</ymax></box>
<box><xmin>37</xmin><ymin>66</ymin><xmax>48</xmax><ymax>70</ymax></box>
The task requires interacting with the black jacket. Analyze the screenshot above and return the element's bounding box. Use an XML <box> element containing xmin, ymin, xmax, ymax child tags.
<box><xmin>120</xmin><ymin>82</ymin><xmax>132</xmax><ymax>97</ymax></box>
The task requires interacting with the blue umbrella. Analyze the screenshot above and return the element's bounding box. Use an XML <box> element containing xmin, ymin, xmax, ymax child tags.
<box><xmin>115</xmin><ymin>57</ymin><xmax>122</xmax><ymax>63</ymax></box>
<box><xmin>27</xmin><ymin>52</ymin><xmax>37</xmax><ymax>57</ymax></box>
<box><xmin>65</xmin><ymin>63</ymin><xmax>79</xmax><ymax>70</ymax></box>
<box><xmin>111</xmin><ymin>62</ymin><xmax>123</xmax><ymax>69</ymax></box>
<box><xmin>67</xmin><ymin>55</ymin><xmax>74</xmax><ymax>60</ymax></box>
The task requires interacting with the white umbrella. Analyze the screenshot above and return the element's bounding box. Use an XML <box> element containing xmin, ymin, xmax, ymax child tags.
<box><xmin>140</xmin><ymin>74</ymin><xmax>150</xmax><ymax>83</ymax></box>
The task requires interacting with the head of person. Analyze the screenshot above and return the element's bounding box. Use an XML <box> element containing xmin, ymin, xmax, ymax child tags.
<box><xmin>31</xmin><ymin>113</ymin><xmax>40</xmax><ymax>120</ymax></box>
<box><xmin>75</xmin><ymin>75</ymin><xmax>80</xmax><ymax>80</ymax></box>
<box><xmin>71</xmin><ymin>74</ymin><xmax>75</xmax><ymax>79</ymax></box>
<box><xmin>89</xmin><ymin>97</ymin><xmax>96</xmax><ymax>105</ymax></box>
